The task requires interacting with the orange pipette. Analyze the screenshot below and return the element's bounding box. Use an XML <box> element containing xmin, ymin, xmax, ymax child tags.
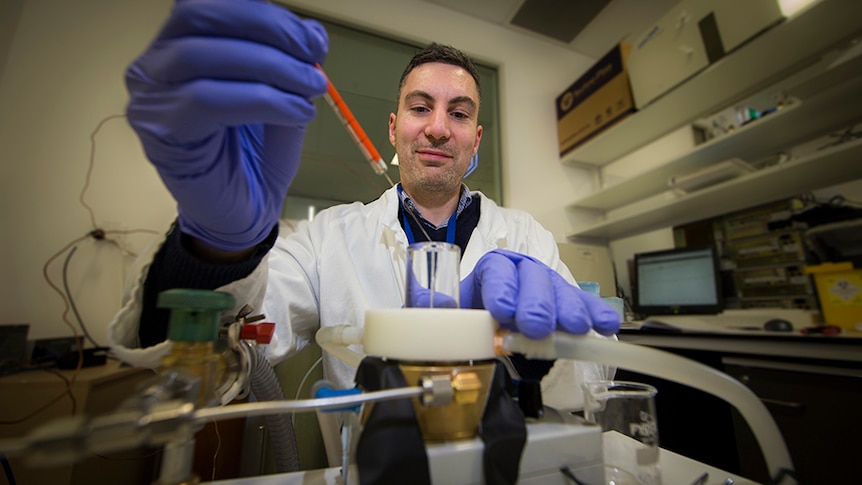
<box><xmin>316</xmin><ymin>64</ymin><xmax>395</xmax><ymax>186</ymax></box>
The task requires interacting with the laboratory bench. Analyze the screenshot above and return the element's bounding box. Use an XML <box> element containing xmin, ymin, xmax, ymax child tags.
<box><xmin>617</xmin><ymin>312</ymin><xmax>862</xmax><ymax>484</ymax></box>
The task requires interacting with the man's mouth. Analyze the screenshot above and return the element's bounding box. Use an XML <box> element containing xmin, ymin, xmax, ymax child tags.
<box><xmin>416</xmin><ymin>148</ymin><xmax>453</xmax><ymax>163</ymax></box>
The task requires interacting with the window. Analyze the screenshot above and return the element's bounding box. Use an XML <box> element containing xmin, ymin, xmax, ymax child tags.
<box><xmin>283</xmin><ymin>17</ymin><xmax>501</xmax><ymax>219</ymax></box>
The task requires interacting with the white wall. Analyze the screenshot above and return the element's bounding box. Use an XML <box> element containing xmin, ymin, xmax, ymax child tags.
<box><xmin>0</xmin><ymin>0</ymin><xmax>180</xmax><ymax>342</ymax></box>
<box><xmin>0</xmin><ymin>0</ymin><xmax>596</xmax><ymax>341</ymax></box>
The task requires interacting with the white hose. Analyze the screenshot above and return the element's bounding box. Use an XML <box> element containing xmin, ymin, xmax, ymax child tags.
<box><xmin>315</xmin><ymin>326</ymin><xmax>365</xmax><ymax>369</ymax></box>
<box><xmin>502</xmin><ymin>332</ymin><xmax>794</xmax><ymax>481</ymax></box>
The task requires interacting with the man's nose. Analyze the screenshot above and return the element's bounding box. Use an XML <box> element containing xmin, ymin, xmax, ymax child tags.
<box><xmin>424</xmin><ymin>109</ymin><xmax>450</xmax><ymax>142</ymax></box>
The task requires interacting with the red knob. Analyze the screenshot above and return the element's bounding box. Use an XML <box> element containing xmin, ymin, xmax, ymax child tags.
<box><xmin>241</xmin><ymin>322</ymin><xmax>276</xmax><ymax>344</ymax></box>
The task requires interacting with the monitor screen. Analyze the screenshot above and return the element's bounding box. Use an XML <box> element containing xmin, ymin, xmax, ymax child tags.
<box><xmin>633</xmin><ymin>245</ymin><xmax>723</xmax><ymax>316</ymax></box>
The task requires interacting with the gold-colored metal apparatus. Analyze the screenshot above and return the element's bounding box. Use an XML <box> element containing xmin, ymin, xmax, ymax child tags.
<box><xmin>361</xmin><ymin>305</ymin><xmax>501</xmax><ymax>443</ymax></box>
<box><xmin>399</xmin><ymin>361</ymin><xmax>496</xmax><ymax>442</ymax></box>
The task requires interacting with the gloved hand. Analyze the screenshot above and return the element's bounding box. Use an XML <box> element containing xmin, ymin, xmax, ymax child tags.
<box><xmin>405</xmin><ymin>272</ymin><xmax>459</xmax><ymax>309</ymax></box>
<box><xmin>125</xmin><ymin>0</ymin><xmax>329</xmax><ymax>251</ymax></box>
<box><xmin>460</xmin><ymin>250</ymin><xmax>621</xmax><ymax>339</ymax></box>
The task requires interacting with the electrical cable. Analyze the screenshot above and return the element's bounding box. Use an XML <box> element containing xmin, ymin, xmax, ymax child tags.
<box><xmin>295</xmin><ymin>357</ymin><xmax>323</xmax><ymax>402</ymax></box>
<box><xmin>30</xmin><ymin>113</ymin><xmax>156</xmax><ymax>427</ymax></box>
<box><xmin>0</xmin><ymin>391</ymin><xmax>68</xmax><ymax>426</ymax></box>
<box><xmin>2</xmin><ymin>113</ymin><xmax>166</xmax><ymax>474</ymax></box>
<box><xmin>291</xmin><ymin>356</ymin><xmax>323</xmax><ymax>427</ymax></box>
<box><xmin>612</xmin><ymin>261</ymin><xmax>635</xmax><ymax>318</ymax></box>
<box><xmin>41</xmin><ymin>367</ymin><xmax>77</xmax><ymax>415</ymax></box>
<box><xmin>80</xmin><ymin>114</ymin><xmax>126</xmax><ymax>230</ymax></box>
<box><xmin>78</xmin><ymin>113</ymin><xmax>161</xmax><ymax>252</ymax></box>
<box><xmin>54</xmin><ymin>113</ymin><xmax>159</xmax><ymax>350</ymax></box>
<box><xmin>42</xmin><ymin>235</ymin><xmax>87</xmax><ymax>394</ymax></box>
<box><xmin>0</xmin><ymin>369</ymin><xmax>76</xmax><ymax>425</ymax></box>
<box><xmin>42</xmin><ymin>227</ymin><xmax>157</xmax><ymax>365</ymax></box>
<box><xmin>62</xmin><ymin>245</ymin><xmax>100</xmax><ymax>348</ymax></box>
<box><xmin>1</xmin><ymin>453</ymin><xmax>15</xmax><ymax>485</ymax></box>
<box><xmin>211</xmin><ymin>420</ymin><xmax>221</xmax><ymax>481</ymax></box>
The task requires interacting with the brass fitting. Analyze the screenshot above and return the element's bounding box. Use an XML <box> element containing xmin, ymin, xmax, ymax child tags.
<box><xmin>451</xmin><ymin>372</ymin><xmax>482</xmax><ymax>404</ymax></box>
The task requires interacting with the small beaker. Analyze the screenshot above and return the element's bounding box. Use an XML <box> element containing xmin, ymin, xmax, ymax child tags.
<box><xmin>583</xmin><ymin>380</ymin><xmax>661</xmax><ymax>485</ymax></box>
<box><xmin>405</xmin><ymin>241</ymin><xmax>461</xmax><ymax>308</ymax></box>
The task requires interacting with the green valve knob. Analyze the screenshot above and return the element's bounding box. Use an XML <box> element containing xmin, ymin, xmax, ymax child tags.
<box><xmin>157</xmin><ymin>289</ymin><xmax>236</xmax><ymax>342</ymax></box>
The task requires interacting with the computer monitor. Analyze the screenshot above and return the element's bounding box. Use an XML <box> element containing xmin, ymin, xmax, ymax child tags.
<box><xmin>633</xmin><ymin>245</ymin><xmax>723</xmax><ymax>316</ymax></box>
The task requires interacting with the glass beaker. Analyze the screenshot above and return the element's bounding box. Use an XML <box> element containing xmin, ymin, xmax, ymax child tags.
<box><xmin>583</xmin><ymin>380</ymin><xmax>661</xmax><ymax>485</ymax></box>
<box><xmin>405</xmin><ymin>241</ymin><xmax>461</xmax><ymax>308</ymax></box>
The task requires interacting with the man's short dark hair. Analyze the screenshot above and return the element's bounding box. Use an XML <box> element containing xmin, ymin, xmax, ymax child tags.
<box><xmin>397</xmin><ymin>43</ymin><xmax>482</xmax><ymax>104</ymax></box>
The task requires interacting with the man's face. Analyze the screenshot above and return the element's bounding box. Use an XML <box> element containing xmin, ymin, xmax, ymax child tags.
<box><xmin>389</xmin><ymin>62</ymin><xmax>482</xmax><ymax>196</ymax></box>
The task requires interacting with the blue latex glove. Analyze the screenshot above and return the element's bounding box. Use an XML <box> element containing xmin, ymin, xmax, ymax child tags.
<box><xmin>125</xmin><ymin>0</ymin><xmax>329</xmax><ymax>251</ymax></box>
<box><xmin>405</xmin><ymin>270</ymin><xmax>459</xmax><ymax>309</ymax></box>
<box><xmin>460</xmin><ymin>250</ymin><xmax>621</xmax><ymax>339</ymax></box>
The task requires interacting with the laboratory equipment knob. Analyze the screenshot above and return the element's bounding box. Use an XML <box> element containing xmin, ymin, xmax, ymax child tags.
<box><xmin>157</xmin><ymin>289</ymin><xmax>236</xmax><ymax>342</ymax></box>
<box><xmin>241</xmin><ymin>322</ymin><xmax>276</xmax><ymax>344</ymax></box>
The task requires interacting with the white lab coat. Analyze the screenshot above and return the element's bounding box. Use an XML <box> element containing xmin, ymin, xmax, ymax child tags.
<box><xmin>108</xmin><ymin>186</ymin><xmax>612</xmax><ymax>408</ymax></box>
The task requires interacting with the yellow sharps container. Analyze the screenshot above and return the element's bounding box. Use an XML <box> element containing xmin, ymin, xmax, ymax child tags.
<box><xmin>804</xmin><ymin>262</ymin><xmax>862</xmax><ymax>332</ymax></box>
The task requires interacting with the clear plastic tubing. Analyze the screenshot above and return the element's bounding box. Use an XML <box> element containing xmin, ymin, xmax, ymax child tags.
<box><xmin>315</xmin><ymin>325</ymin><xmax>365</xmax><ymax>369</ymax></box>
<box><xmin>502</xmin><ymin>332</ymin><xmax>794</xmax><ymax>482</ymax></box>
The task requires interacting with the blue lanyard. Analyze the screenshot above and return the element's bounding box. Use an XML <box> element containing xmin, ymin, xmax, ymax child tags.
<box><xmin>398</xmin><ymin>187</ymin><xmax>457</xmax><ymax>245</ymax></box>
<box><xmin>402</xmin><ymin>210</ymin><xmax>457</xmax><ymax>245</ymax></box>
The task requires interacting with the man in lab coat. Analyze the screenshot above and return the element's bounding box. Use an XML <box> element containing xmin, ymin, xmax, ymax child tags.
<box><xmin>108</xmin><ymin>0</ymin><xmax>619</xmax><ymax>405</ymax></box>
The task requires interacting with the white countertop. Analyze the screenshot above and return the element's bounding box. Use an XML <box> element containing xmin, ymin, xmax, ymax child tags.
<box><xmin>619</xmin><ymin>309</ymin><xmax>862</xmax><ymax>363</ymax></box>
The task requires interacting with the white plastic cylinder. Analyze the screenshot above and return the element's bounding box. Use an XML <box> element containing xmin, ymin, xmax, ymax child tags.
<box><xmin>364</xmin><ymin>308</ymin><xmax>497</xmax><ymax>361</ymax></box>
<box><xmin>315</xmin><ymin>308</ymin><xmax>497</xmax><ymax>366</ymax></box>
<box><xmin>502</xmin><ymin>332</ymin><xmax>794</xmax><ymax>482</ymax></box>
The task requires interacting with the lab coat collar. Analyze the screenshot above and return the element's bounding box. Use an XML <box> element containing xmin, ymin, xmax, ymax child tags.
<box><xmin>376</xmin><ymin>185</ymin><xmax>511</xmax><ymax>276</ymax></box>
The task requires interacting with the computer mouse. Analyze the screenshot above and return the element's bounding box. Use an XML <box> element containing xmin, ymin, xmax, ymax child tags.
<box><xmin>763</xmin><ymin>319</ymin><xmax>793</xmax><ymax>332</ymax></box>
<box><xmin>640</xmin><ymin>319</ymin><xmax>683</xmax><ymax>332</ymax></box>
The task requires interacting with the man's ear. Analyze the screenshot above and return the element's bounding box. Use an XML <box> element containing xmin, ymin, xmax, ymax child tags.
<box><xmin>388</xmin><ymin>112</ymin><xmax>397</xmax><ymax>147</ymax></box>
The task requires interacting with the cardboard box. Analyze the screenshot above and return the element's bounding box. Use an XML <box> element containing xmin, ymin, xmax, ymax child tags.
<box><xmin>0</xmin><ymin>361</ymin><xmax>157</xmax><ymax>484</ymax></box>
<box><xmin>556</xmin><ymin>42</ymin><xmax>635</xmax><ymax>157</ymax></box>
<box><xmin>626</xmin><ymin>0</ymin><xmax>784</xmax><ymax>109</ymax></box>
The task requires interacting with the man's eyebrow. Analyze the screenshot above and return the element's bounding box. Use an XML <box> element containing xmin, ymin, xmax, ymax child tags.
<box><xmin>449</xmin><ymin>95</ymin><xmax>477</xmax><ymax>111</ymax></box>
<box><xmin>403</xmin><ymin>91</ymin><xmax>477</xmax><ymax>111</ymax></box>
<box><xmin>404</xmin><ymin>90</ymin><xmax>434</xmax><ymax>103</ymax></box>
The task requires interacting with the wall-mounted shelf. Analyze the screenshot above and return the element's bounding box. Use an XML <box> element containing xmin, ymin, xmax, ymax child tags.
<box><xmin>567</xmin><ymin>137</ymin><xmax>862</xmax><ymax>242</ymax></box>
<box><xmin>570</xmin><ymin>71</ymin><xmax>862</xmax><ymax>212</ymax></box>
<box><xmin>560</xmin><ymin>0</ymin><xmax>862</xmax><ymax>167</ymax></box>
